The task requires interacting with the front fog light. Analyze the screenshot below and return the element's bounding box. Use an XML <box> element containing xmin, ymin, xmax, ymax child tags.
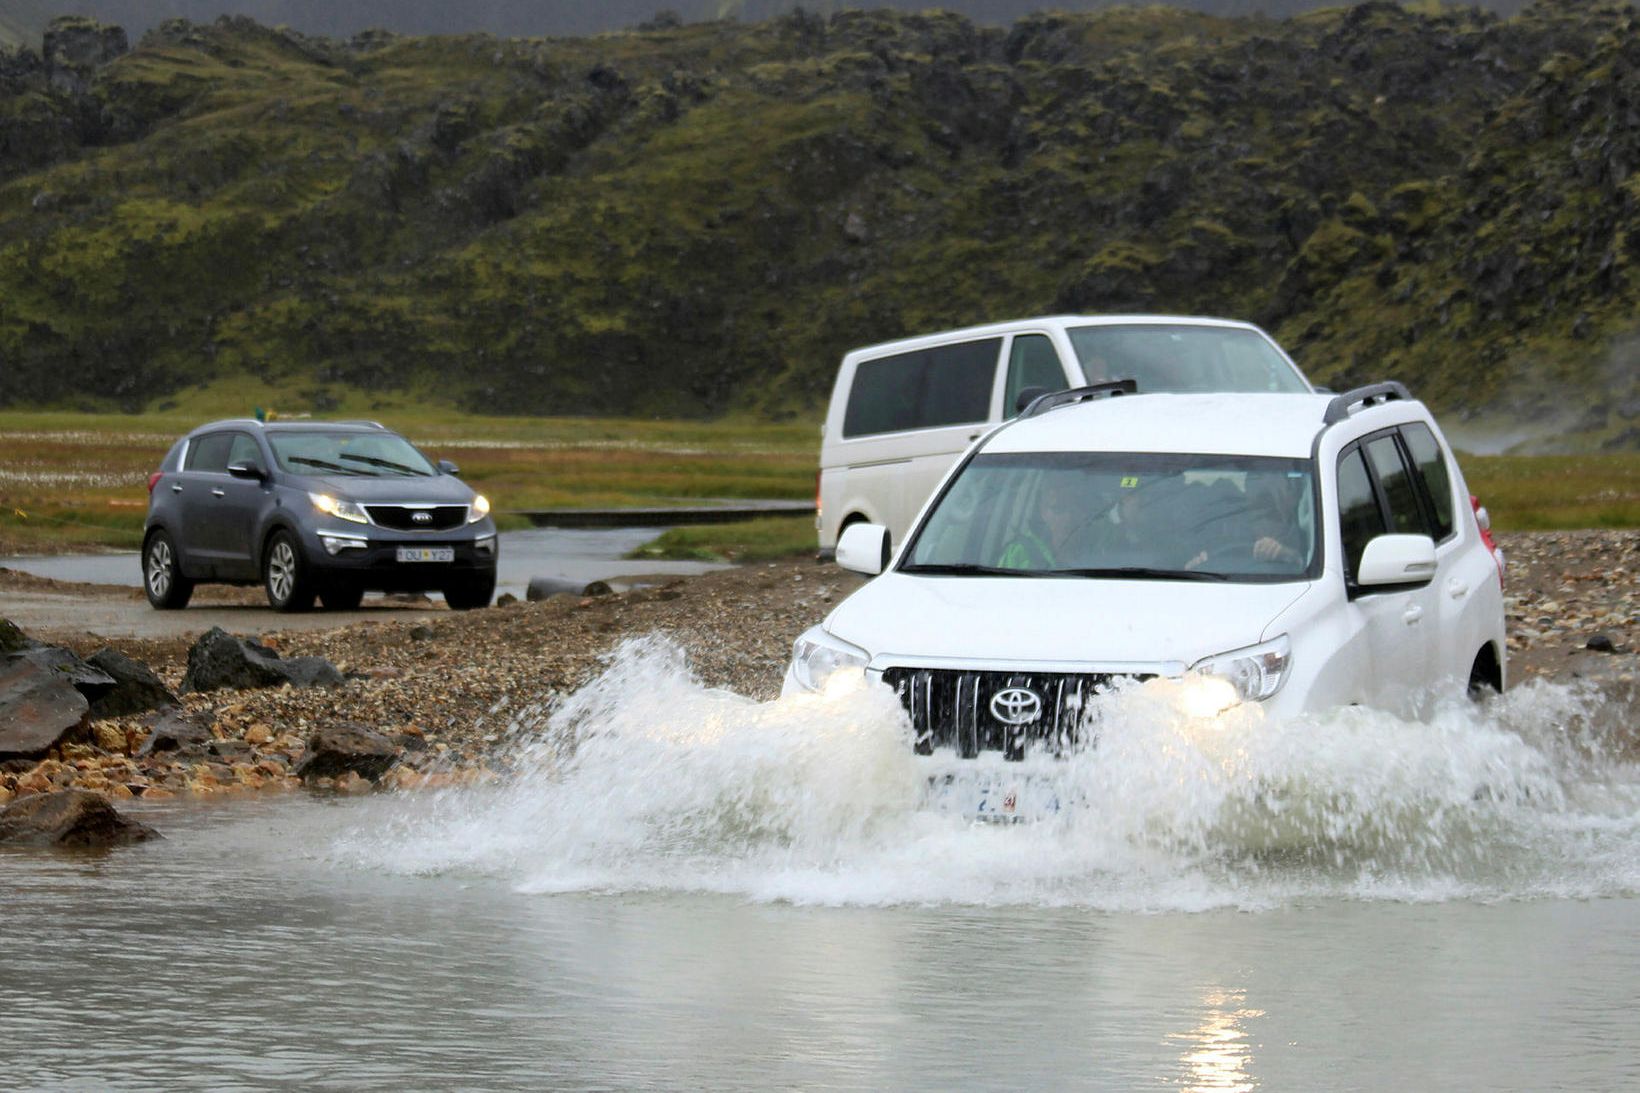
<box><xmin>1176</xmin><ymin>675</ymin><xmax>1241</xmax><ymax>718</ymax></box>
<box><xmin>1190</xmin><ymin>634</ymin><xmax>1292</xmax><ymax>703</ymax></box>
<box><xmin>321</xmin><ymin>534</ymin><xmax>368</xmax><ymax>556</ymax></box>
<box><xmin>474</xmin><ymin>535</ymin><xmax>496</xmax><ymax>556</ymax></box>
<box><xmin>467</xmin><ymin>494</ymin><xmax>491</xmax><ymax>523</ymax></box>
<box><xmin>789</xmin><ymin>626</ymin><xmax>869</xmax><ymax>692</ymax></box>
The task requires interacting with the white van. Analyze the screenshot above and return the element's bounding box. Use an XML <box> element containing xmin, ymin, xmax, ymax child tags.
<box><xmin>817</xmin><ymin>315</ymin><xmax>1313</xmax><ymax>554</ymax></box>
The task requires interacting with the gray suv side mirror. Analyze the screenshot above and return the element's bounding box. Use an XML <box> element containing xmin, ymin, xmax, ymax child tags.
<box><xmin>227</xmin><ymin>461</ymin><xmax>266</xmax><ymax>481</ymax></box>
<box><xmin>437</xmin><ymin>459</ymin><xmax>461</xmax><ymax>476</ymax></box>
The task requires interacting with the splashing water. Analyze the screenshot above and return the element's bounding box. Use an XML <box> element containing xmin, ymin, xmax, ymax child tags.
<box><xmin>335</xmin><ymin>636</ymin><xmax>1640</xmax><ymax>911</ymax></box>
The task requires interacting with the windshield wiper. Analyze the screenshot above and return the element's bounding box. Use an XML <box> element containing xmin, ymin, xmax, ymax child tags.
<box><xmin>339</xmin><ymin>453</ymin><xmax>429</xmax><ymax>476</ymax></box>
<box><xmin>288</xmin><ymin>456</ymin><xmax>370</xmax><ymax>475</ymax></box>
<box><xmin>1050</xmin><ymin>566</ymin><xmax>1230</xmax><ymax>582</ymax></box>
<box><xmin>899</xmin><ymin>563</ymin><xmax>1050</xmax><ymax>577</ymax></box>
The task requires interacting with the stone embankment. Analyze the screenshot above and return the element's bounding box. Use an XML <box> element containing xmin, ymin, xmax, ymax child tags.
<box><xmin>0</xmin><ymin>531</ymin><xmax>1634</xmax><ymax>832</ymax></box>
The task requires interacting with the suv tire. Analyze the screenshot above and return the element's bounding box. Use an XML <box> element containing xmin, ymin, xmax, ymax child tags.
<box><xmin>264</xmin><ymin>530</ymin><xmax>316</xmax><ymax>612</ymax></box>
<box><xmin>320</xmin><ymin>584</ymin><xmax>365</xmax><ymax>611</ymax></box>
<box><xmin>443</xmin><ymin>574</ymin><xmax>495</xmax><ymax>611</ymax></box>
<box><xmin>143</xmin><ymin>530</ymin><xmax>194</xmax><ymax>610</ymax></box>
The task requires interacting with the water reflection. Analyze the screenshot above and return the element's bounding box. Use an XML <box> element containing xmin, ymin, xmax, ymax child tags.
<box><xmin>1171</xmin><ymin>987</ymin><xmax>1264</xmax><ymax>1091</ymax></box>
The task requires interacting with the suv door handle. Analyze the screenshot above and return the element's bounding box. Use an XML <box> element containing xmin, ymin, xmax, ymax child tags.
<box><xmin>1447</xmin><ymin>579</ymin><xmax>1469</xmax><ymax>599</ymax></box>
<box><xmin>170</xmin><ymin>484</ymin><xmax>183</xmax><ymax>493</ymax></box>
<box><xmin>1402</xmin><ymin>604</ymin><xmax>1424</xmax><ymax>625</ymax></box>
<box><xmin>211</xmin><ymin>488</ymin><xmax>226</xmax><ymax>498</ymax></box>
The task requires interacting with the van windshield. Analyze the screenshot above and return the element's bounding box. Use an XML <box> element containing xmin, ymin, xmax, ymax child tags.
<box><xmin>1068</xmin><ymin>325</ymin><xmax>1309</xmax><ymax>394</ymax></box>
<box><xmin>902</xmin><ymin>451</ymin><xmax>1318</xmax><ymax>583</ymax></box>
<box><xmin>267</xmin><ymin>431</ymin><xmax>435</xmax><ymax>477</ymax></box>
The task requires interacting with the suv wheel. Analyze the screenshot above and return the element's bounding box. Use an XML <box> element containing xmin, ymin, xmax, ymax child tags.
<box><xmin>143</xmin><ymin>530</ymin><xmax>194</xmax><ymax>610</ymax></box>
<box><xmin>443</xmin><ymin>574</ymin><xmax>495</xmax><ymax>611</ymax></box>
<box><xmin>263</xmin><ymin>530</ymin><xmax>316</xmax><ymax>612</ymax></box>
<box><xmin>319</xmin><ymin>584</ymin><xmax>365</xmax><ymax>611</ymax></box>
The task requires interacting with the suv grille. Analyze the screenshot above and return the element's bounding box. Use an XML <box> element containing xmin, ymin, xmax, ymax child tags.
<box><xmin>881</xmin><ymin>667</ymin><xmax>1149</xmax><ymax>761</ymax></box>
<box><xmin>365</xmin><ymin>504</ymin><xmax>468</xmax><ymax>531</ymax></box>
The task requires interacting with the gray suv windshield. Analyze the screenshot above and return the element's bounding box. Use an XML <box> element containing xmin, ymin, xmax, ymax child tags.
<box><xmin>267</xmin><ymin>431</ymin><xmax>435</xmax><ymax>477</ymax></box>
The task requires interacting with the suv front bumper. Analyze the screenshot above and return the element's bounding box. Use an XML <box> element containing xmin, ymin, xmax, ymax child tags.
<box><xmin>300</xmin><ymin>523</ymin><xmax>498</xmax><ymax>591</ymax></box>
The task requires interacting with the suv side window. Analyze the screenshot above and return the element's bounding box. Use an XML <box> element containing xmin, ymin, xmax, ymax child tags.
<box><xmin>843</xmin><ymin>338</ymin><xmax>1001</xmax><ymax>437</ymax></box>
<box><xmin>226</xmin><ymin>433</ymin><xmax>261</xmax><ymax>469</ymax></box>
<box><xmin>1003</xmin><ymin>334</ymin><xmax>1067</xmax><ymax>417</ymax></box>
<box><xmin>185</xmin><ymin>433</ymin><xmax>233</xmax><ymax>473</ymax></box>
<box><xmin>1364</xmin><ymin>435</ymin><xmax>1429</xmax><ymax>536</ymax></box>
<box><xmin>1337</xmin><ymin>447</ymin><xmax>1385</xmax><ymax>580</ymax></box>
<box><xmin>1400</xmin><ymin>423</ymin><xmax>1455</xmax><ymax>541</ymax></box>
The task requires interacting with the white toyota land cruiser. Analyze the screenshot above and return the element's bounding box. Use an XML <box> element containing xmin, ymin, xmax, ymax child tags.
<box><xmin>785</xmin><ymin>382</ymin><xmax>1506</xmax><ymax>791</ymax></box>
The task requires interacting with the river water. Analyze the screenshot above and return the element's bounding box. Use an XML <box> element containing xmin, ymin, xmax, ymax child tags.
<box><xmin>4</xmin><ymin>639</ymin><xmax>1639</xmax><ymax>1090</ymax></box>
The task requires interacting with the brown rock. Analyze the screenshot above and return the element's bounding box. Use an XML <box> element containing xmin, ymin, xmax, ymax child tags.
<box><xmin>296</xmin><ymin>722</ymin><xmax>400</xmax><ymax>783</ymax></box>
<box><xmin>0</xmin><ymin>789</ymin><xmax>159</xmax><ymax>848</ymax></box>
<box><xmin>244</xmin><ymin>723</ymin><xmax>273</xmax><ymax>746</ymax></box>
<box><xmin>93</xmin><ymin>722</ymin><xmax>127</xmax><ymax>754</ymax></box>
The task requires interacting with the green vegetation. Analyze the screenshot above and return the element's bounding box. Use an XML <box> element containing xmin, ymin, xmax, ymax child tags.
<box><xmin>627</xmin><ymin>515</ymin><xmax>817</xmax><ymax>562</ymax></box>
<box><xmin>0</xmin><ymin>4</ymin><xmax>1633</xmax><ymax>450</ymax></box>
<box><xmin>1463</xmin><ymin>453</ymin><xmax>1640</xmax><ymax>531</ymax></box>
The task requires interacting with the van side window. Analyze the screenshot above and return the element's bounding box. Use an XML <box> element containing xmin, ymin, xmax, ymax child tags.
<box><xmin>1337</xmin><ymin>447</ymin><xmax>1384</xmax><ymax>581</ymax></box>
<box><xmin>1364</xmin><ymin>435</ymin><xmax>1429</xmax><ymax>536</ymax></box>
<box><xmin>1004</xmin><ymin>334</ymin><xmax>1068</xmax><ymax>417</ymax></box>
<box><xmin>842</xmin><ymin>337</ymin><xmax>1000</xmax><ymax>438</ymax></box>
<box><xmin>1400</xmin><ymin>423</ymin><xmax>1455</xmax><ymax>541</ymax></box>
<box><xmin>185</xmin><ymin>433</ymin><xmax>233</xmax><ymax>473</ymax></box>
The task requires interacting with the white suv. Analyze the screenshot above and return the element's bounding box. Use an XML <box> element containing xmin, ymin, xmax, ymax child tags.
<box><xmin>786</xmin><ymin>383</ymin><xmax>1506</xmax><ymax>765</ymax></box>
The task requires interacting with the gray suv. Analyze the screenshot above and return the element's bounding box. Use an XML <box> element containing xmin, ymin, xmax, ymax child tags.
<box><xmin>142</xmin><ymin>419</ymin><xmax>499</xmax><ymax>611</ymax></box>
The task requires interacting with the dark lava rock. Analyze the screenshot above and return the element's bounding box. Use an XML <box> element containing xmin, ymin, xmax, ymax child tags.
<box><xmin>0</xmin><ymin>789</ymin><xmax>159</xmax><ymax>848</ymax></box>
<box><xmin>0</xmin><ymin>659</ymin><xmax>90</xmax><ymax>761</ymax></box>
<box><xmin>0</xmin><ymin>618</ymin><xmax>28</xmax><ymax>654</ymax></box>
<box><xmin>5</xmin><ymin>643</ymin><xmax>118</xmax><ymax>705</ymax></box>
<box><xmin>42</xmin><ymin>16</ymin><xmax>128</xmax><ymax>95</ymax></box>
<box><xmin>181</xmin><ymin>627</ymin><xmax>343</xmax><ymax>693</ymax></box>
<box><xmin>296</xmin><ymin>722</ymin><xmax>400</xmax><ymax>783</ymax></box>
<box><xmin>494</xmin><ymin>592</ymin><xmax>518</xmax><ymax>607</ymax></box>
<box><xmin>526</xmin><ymin>575</ymin><xmax>583</xmax><ymax>601</ymax></box>
<box><xmin>137</xmin><ymin>708</ymin><xmax>214</xmax><ymax>755</ymax></box>
<box><xmin>85</xmin><ymin>648</ymin><xmax>178</xmax><ymax>717</ymax></box>
<box><xmin>409</xmin><ymin>624</ymin><xmax>435</xmax><ymax>641</ymax></box>
<box><xmin>1586</xmin><ymin>634</ymin><xmax>1617</xmax><ymax>653</ymax></box>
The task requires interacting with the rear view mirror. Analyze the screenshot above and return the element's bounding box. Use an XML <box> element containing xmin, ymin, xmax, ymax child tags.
<box><xmin>836</xmin><ymin>523</ymin><xmax>891</xmax><ymax>576</ymax></box>
<box><xmin>1356</xmin><ymin>534</ymin><xmax>1437</xmax><ymax>590</ymax></box>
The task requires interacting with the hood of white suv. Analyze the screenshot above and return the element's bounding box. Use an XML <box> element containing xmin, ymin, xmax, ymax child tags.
<box><xmin>824</xmin><ymin>571</ymin><xmax>1311</xmax><ymax>670</ymax></box>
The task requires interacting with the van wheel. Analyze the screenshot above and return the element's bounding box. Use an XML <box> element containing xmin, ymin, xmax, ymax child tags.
<box><xmin>264</xmin><ymin>531</ymin><xmax>316</xmax><ymax>612</ymax></box>
<box><xmin>143</xmin><ymin>531</ymin><xmax>194</xmax><ymax>610</ymax></box>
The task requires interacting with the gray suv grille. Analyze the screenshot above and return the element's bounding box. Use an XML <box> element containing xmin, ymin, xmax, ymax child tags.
<box><xmin>365</xmin><ymin>504</ymin><xmax>468</xmax><ymax>531</ymax></box>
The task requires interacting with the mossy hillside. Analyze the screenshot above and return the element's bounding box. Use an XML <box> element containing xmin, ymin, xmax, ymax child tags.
<box><xmin>0</xmin><ymin>4</ymin><xmax>1636</xmax><ymax>448</ymax></box>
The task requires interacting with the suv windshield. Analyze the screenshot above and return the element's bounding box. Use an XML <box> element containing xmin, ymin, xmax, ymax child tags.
<box><xmin>1068</xmin><ymin>324</ymin><xmax>1308</xmax><ymax>394</ymax></box>
<box><xmin>903</xmin><ymin>451</ymin><xmax>1318</xmax><ymax>582</ymax></box>
<box><xmin>267</xmin><ymin>431</ymin><xmax>435</xmax><ymax>477</ymax></box>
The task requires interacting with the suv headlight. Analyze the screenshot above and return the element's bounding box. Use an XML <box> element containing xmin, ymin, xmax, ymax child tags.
<box><xmin>789</xmin><ymin>626</ymin><xmax>869</xmax><ymax>692</ymax></box>
<box><xmin>1190</xmin><ymin>634</ymin><xmax>1291</xmax><ymax>704</ymax></box>
<box><xmin>310</xmin><ymin>492</ymin><xmax>369</xmax><ymax>525</ymax></box>
<box><xmin>467</xmin><ymin>494</ymin><xmax>491</xmax><ymax>523</ymax></box>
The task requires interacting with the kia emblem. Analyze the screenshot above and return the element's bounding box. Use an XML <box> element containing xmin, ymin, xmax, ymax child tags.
<box><xmin>412</xmin><ymin>511</ymin><xmax>432</xmax><ymax>524</ymax></box>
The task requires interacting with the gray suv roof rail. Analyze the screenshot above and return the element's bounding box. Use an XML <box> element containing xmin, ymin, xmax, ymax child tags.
<box><xmin>1322</xmin><ymin>381</ymin><xmax>1411</xmax><ymax>425</ymax></box>
<box><xmin>330</xmin><ymin>419</ymin><xmax>387</xmax><ymax>429</ymax></box>
<box><xmin>197</xmin><ymin>418</ymin><xmax>264</xmax><ymax>430</ymax></box>
<box><xmin>1020</xmin><ymin>379</ymin><xmax>1139</xmax><ymax>419</ymax></box>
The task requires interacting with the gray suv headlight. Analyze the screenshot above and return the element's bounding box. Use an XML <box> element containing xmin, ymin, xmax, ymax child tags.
<box><xmin>310</xmin><ymin>492</ymin><xmax>369</xmax><ymax>524</ymax></box>
<box><xmin>467</xmin><ymin>494</ymin><xmax>491</xmax><ymax>523</ymax></box>
<box><xmin>789</xmin><ymin>626</ymin><xmax>869</xmax><ymax>692</ymax></box>
<box><xmin>1190</xmin><ymin>634</ymin><xmax>1292</xmax><ymax>703</ymax></box>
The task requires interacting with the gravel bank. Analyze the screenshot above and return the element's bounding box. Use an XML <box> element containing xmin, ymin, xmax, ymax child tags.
<box><xmin>1</xmin><ymin>530</ymin><xmax>1634</xmax><ymax>803</ymax></box>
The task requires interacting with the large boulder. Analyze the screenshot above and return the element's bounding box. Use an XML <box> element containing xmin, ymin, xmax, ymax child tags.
<box><xmin>8</xmin><ymin>644</ymin><xmax>117</xmax><ymax>703</ymax></box>
<box><xmin>42</xmin><ymin>16</ymin><xmax>128</xmax><ymax>95</ymax></box>
<box><xmin>85</xmin><ymin>648</ymin><xmax>178</xmax><ymax>717</ymax></box>
<box><xmin>0</xmin><ymin>659</ymin><xmax>89</xmax><ymax>761</ymax></box>
<box><xmin>0</xmin><ymin>789</ymin><xmax>159</xmax><ymax>848</ymax></box>
<box><xmin>296</xmin><ymin>722</ymin><xmax>400</xmax><ymax>783</ymax></box>
<box><xmin>181</xmin><ymin>628</ymin><xmax>343</xmax><ymax>693</ymax></box>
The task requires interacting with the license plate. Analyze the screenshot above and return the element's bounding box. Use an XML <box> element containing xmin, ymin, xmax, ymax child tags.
<box><xmin>396</xmin><ymin>546</ymin><xmax>454</xmax><ymax>563</ymax></box>
<box><xmin>926</xmin><ymin>772</ymin><xmax>1064</xmax><ymax>823</ymax></box>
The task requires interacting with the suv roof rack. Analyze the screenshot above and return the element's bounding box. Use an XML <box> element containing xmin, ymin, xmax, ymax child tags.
<box><xmin>332</xmin><ymin>419</ymin><xmax>387</xmax><ymax>429</ymax></box>
<box><xmin>1020</xmin><ymin>379</ymin><xmax>1139</xmax><ymax>419</ymax></box>
<box><xmin>1322</xmin><ymin>381</ymin><xmax>1411</xmax><ymax>425</ymax></box>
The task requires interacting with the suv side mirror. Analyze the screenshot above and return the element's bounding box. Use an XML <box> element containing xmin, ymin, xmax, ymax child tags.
<box><xmin>227</xmin><ymin>461</ymin><xmax>266</xmax><ymax>481</ymax></box>
<box><xmin>1356</xmin><ymin>533</ymin><xmax>1437</xmax><ymax>590</ymax></box>
<box><xmin>836</xmin><ymin>523</ymin><xmax>891</xmax><ymax>576</ymax></box>
<box><xmin>437</xmin><ymin>459</ymin><xmax>461</xmax><ymax>476</ymax></box>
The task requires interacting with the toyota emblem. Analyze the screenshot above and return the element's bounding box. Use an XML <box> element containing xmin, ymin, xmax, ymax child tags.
<box><xmin>412</xmin><ymin>511</ymin><xmax>432</xmax><ymax>524</ymax></box>
<box><xmin>990</xmin><ymin>687</ymin><xmax>1043</xmax><ymax>725</ymax></box>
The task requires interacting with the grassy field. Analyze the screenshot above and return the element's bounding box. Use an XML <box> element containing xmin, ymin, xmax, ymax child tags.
<box><xmin>0</xmin><ymin>386</ymin><xmax>1634</xmax><ymax>563</ymax></box>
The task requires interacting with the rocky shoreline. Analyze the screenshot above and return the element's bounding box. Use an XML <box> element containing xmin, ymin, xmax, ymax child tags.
<box><xmin>2</xmin><ymin>530</ymin><xmax>1636</xmax><ymax>838</ymax></box>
